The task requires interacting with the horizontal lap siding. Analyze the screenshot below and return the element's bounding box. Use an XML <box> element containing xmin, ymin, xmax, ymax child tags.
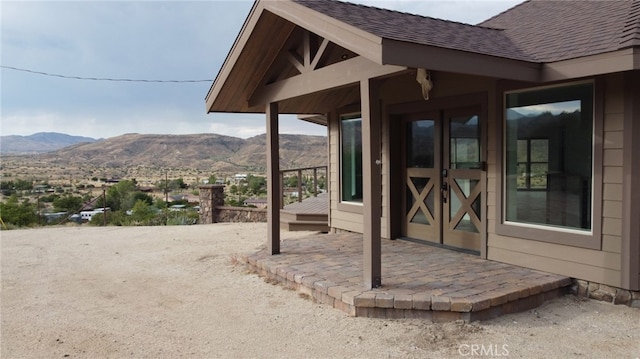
<box><xmin>487</xmin><ymin>74</ymin><xmax>624</xmax><ymax>287</ymax></box>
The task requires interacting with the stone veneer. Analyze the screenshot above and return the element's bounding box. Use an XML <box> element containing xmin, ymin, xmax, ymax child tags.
<box><xmin>199</xmin><ymin>185</ymin><xmax>266</xmax><ymax>224</ymax></box>
<box><xmin>571</xmin><ymin>280</ymin><xmax>640</xmax><ymax>308</ymax></box>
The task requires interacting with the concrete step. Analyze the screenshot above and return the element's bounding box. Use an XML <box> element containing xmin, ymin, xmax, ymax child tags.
<box><xmin>280</xmin><ymin>218</ymin><xmax>329</xmax><ymax>232</ymax></box>
<box><xmin>281</xmin><ymin>210</ymin><xmax>327</xmax><ymax>222</ymax></box>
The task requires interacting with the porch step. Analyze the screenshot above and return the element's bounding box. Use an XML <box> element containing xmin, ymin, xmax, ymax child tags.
<box><xmin>280</xmin><ymin>193</ymin><xmax>329</xmax><ymax>232</ymax></box>
<box><xmin>280</xmin><ymin>210</ymin><xmax>329</xmax><ymax>232</ymax></box>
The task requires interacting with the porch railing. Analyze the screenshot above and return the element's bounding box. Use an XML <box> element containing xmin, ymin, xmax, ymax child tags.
<box><xmin>279</xmin><ymin>165</ymin><xmax>327</xmax><ymax>209</ymax></box>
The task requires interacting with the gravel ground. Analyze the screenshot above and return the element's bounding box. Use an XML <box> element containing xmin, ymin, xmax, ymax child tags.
<box><xmin>2</xmin><ymin>224</ymin><xmax>639</xmax><ymax>358</ymax></box>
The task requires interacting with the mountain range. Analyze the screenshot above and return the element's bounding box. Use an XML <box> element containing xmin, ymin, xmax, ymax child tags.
<box><xmin>1</xmin><ymin>132</ymin><xmax>99</xmax><ymax>154</ymax></box>
<box><xmin>0</xmin><ymin>132</ymin><xmax>327</xmax><ymax>174</ymax></box>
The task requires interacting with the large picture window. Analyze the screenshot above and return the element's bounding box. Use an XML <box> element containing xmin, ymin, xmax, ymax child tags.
<box><xmin>341</xmin><ymin>114</ymin><xmax>362</xmax><ymax>203</ymax></box>
<box><xmin>504</xmin><ymin>82</ymin><xmax>593</xmax><ymax>231</ymax></box>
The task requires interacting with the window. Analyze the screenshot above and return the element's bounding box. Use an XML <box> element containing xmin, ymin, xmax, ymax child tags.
<box><xmin>517</xmin><ymin>139</ymin><xmax>549</xmax><ymax>190</ymax></box>
<box><xmin>504</xmin><ymin>82</ymin><xmax>593</xmax><ymax>232</ymax></box>
<box><xmin>340</xmin><ymin>114</ymin><xmax>362</xmax><ymax>203</ymax></box>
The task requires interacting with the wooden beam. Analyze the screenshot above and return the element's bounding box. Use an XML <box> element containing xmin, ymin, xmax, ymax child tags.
<box><xmin>287</xmin><ymin>50</ymin><xmax>305</xmax><ymax>74</ymax></box>
<box><xmin>303</xmin><ymin>29</ymin><xmax>311</xmax><ymax>69</ymax></box>
<box><xmin>361</xmin><ymin>78</ymin><xmax>382</xmax><ymax>289</ymax></box>
<box><xmin>382</xmin><ymin>39</ymin><xmax>541</xmax><ymax>83</ymax></box>
<box><xmin>249</xmin><ymin>56</ymin><xmax>405</xmax><ymax>108</ymax></box>
<box><xmin>310</xmin><ymin>37</ymin><xmax>329</xmax><ymax>71</ymax></box>
<box><xmin>266</xmin><ymin>102</ymin><xmax>280</xmax><ymax>255</ymax></box>
<box><xmin>264</xmin><ymin>0</ymin><xmax>383</xmax><ymax>64</ymax></box>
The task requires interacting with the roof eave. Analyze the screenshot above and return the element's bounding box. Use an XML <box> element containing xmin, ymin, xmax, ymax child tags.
<box><xmin>541</xmin><ymin>48</ymin><xmax>640</xmax><ymax>82</ymax></box>
<box><xmin>267</xmin><ymin>0</ymin><xmax>384</xmax><ymax>64</ymax></box>
<box><xmin>205</xmin><ymin>1</ymin><xmax>265</xmax><ymax>114</ymax></box>
<box><xmin>206</xmin><ymin>0</ymin><xmax>386</xmax><ymax>114</ymax></box>
<box><xmin>381</xmin><ymin>38</ymin><xmax>541</xmax><ymax>82</ymax></box>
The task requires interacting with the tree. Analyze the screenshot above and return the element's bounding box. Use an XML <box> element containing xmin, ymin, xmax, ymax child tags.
<box><xmin>247</xmin><ymin>175</ymin><xmax>266</xmax><ymax>195</ymax></box>
<box><xmin>155</xmin><ymin>198</ymin><xmax>167</xmax><ymax>209</ymax></box>
<box><xmin>52</xmin><ymin>194</ymin><xmax>83</xmax><ymax>213</ymax></box>
<box><xmin>131</xmin><ymin>192</ymin><xmax>154</xmax><ymax>206</ymax></box>
<box><xmin>130</xmin><ymin>200</ymin><xmax>156</xmax><ymax>224</ymax></box>
<box><xmin>106</xmin><ymin>180</ymin><xmax>137</xmax><ymax>211</ymax></box>
<box><xmin>13</xmin><ymin>179</ymin><xmax>33</xmax><ymax>191</ymax></box>
<box><xmin>286</xmin><ymin>175</ymin><xmax>298</xmax><ymax>188</ymax></box>
<box><xmin>174</xmin><ymin>177</ymin><xmax>188</xmax><ymax>189</ymax></box>
<box><xmin>0</xmin><ymin>195</ymin><xmax>38</xmax><ymax>227</ymax></box>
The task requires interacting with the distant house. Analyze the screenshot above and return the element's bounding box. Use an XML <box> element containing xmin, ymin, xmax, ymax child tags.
<box><xmin>33</xmin><ymin>185</ymin><xmax>49</xmax><ymax>194</ymax></box>
<box><xmin>80</xmin><ymin>207</ymin><xmax>110</xmax><ymax>222</ymax></box>
<box><xmin>243</xmin><ymin>198</ymin><xmax>268</xmax><ymax>208</ymax></box>
<box><xmin>80</xmin><ymin>201</ymin><xmax>95</xmax><ymax>211</ymax></box>
<box><xmin>171</xmin><ymin>194</ymin><xmax>200</xmax><ymax>204</ymax></box>
<box><xmin>233</xmin><ymin>174</ymin><xmax>248</xmax><ymax>184</ymax></box>
<box><xmin>205</xmin><ymin>0</ymin><xmax>640</xmax><ymax>293</ymax></box>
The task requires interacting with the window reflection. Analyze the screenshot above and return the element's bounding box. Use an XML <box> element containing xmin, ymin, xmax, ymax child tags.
<box><xmin>505</xmin><ymin>84</ymin><xmax>593</xmax><ymax>231</ymax></box>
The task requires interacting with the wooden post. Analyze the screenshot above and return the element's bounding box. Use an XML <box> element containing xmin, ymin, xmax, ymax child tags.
<box><xmin>102</xmin><ymin>185</ymin><xmax>107</xmax><ymax>226</ymax></box>
<box><xmin>361</xmin><ymin>78</ymin><xmax>382</xmax><ymax>289</ymax></box>
<box><xmin>267</xmin><ymin>102</ymin><xmax>281</xmax><ymax>255</ymax></box>
<box><xmin>297</xmin><ymin>169</ymin><xmax>302</xmax><ymax>202</ymax></box>
<box><xmin>279</xmin><ymin>172</ymin><xmax>284</xmax><ymax>209</ymax></box>
<box><xmin>313</xmin><ymin>168</ymin><xmax>318</xmax><ymax>197</ymax></box>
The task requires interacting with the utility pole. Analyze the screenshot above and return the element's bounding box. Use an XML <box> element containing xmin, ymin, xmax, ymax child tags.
<box><xmin>102</xmin><ymin>185</ymin><xmax>107</xmax><ymax>226</ymax></box>
<box><xmin>165</xmin><ymin>170</ymin><xmax>169</xmax><ymax>204</ymax></box>
<box><xmin>37</xmin><ymin>193</ymin><xmax>41</xmax><ymax>227</ymax></box>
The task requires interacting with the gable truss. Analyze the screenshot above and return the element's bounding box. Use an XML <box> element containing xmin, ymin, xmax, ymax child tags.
<box><xmin>250</xmin><ymin>26</ymin><xmax>405</xmax><ymax>109</ymax></box>
<box><xmin>287</xmin><ymin>30</ymin><xmax>330</xmax><ymax>74</ymax></box>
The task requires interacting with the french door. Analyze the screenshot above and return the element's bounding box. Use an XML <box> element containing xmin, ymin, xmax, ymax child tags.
<box><xmin>402</xmin><ymin>107</ymin><xmax>484</xmax><ymax>253</ymax></box>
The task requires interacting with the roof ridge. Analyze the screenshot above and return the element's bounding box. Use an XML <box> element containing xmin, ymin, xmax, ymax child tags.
<box><xmin>479</xmin><ymin>0</ymin><xmax>530</xmax><ymax>27</ymax></box>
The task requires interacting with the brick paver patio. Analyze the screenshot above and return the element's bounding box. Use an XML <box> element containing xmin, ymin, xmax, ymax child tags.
<box><xmin>236</xmin><ymin>232</ymin><xmax>572</xmax><ymax>322</ymax></box>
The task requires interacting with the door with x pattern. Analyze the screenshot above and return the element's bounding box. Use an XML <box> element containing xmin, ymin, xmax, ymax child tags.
<box><xmin>403</xmin><ymin>107</ymin><xmax>484</xmax><ymax>253</ymax></box>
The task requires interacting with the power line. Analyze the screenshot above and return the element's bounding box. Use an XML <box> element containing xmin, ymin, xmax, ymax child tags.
<box><xmin>0</xmin><ymin>65</ymin><xmax>213</xmax><ymax>83</ymax></box>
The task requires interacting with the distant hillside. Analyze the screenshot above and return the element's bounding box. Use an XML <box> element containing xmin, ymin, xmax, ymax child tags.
<box><xmin>0</xmin><ymin>132</ymin><xmax>99</xmax><ymax>154</ymax></box>
<box><xmin>27</xmin><ymin>133</ymin><xmax>327</xmax><ymax>174</ymax></box>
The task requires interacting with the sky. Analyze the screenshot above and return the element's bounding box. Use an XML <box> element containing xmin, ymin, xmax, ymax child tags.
<box><xmin>1</xmin><ymin>0</ymin><xmax>522</xmax><ymax>140</ymax></box>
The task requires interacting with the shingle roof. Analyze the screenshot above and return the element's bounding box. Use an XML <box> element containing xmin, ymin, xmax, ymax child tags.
<box><xmin>480</xmin><ymin>0</ymin><xmax>639</xmax><ymax>62</ymax></box>
<box><xmin>293</xmin><ymin>0</ymin><xmax>535</xmax><ymax>62</ymax></box>
<box><xmin>293</xmin><ymin>0</ymin><xmax>640</xmax><ymax>64</ymax></box>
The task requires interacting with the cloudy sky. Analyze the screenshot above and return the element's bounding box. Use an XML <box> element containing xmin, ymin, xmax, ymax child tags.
<box><xmin>1</xmin><ymin>0</ymin><xmax>522</xmax><ymax>140</ymax></box>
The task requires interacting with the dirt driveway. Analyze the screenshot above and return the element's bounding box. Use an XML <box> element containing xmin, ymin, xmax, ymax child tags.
<box><xmin>2</xmin><ymin>224</ymin><xmax>639</xmax><ymax>358</ymax></box>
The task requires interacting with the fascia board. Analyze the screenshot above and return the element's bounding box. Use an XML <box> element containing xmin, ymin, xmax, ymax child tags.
<box><xmin>264</xmin><ymin>0</ymin><xmax>383</xmax><ymax>64</ymax></box>
<box><xmin>381</xmin><ymin>39</ymin><xmax>541</xmax><ymax>83</ymax></box>
<box><xmin>542</xmin><ymin>49</ymin><xmax>638</xmax><ymax>82</ymax></box>
<box><xmin>205</xmin><ymin>1</ymin><xmax>265</xmax><ymax>113</ymax></box>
